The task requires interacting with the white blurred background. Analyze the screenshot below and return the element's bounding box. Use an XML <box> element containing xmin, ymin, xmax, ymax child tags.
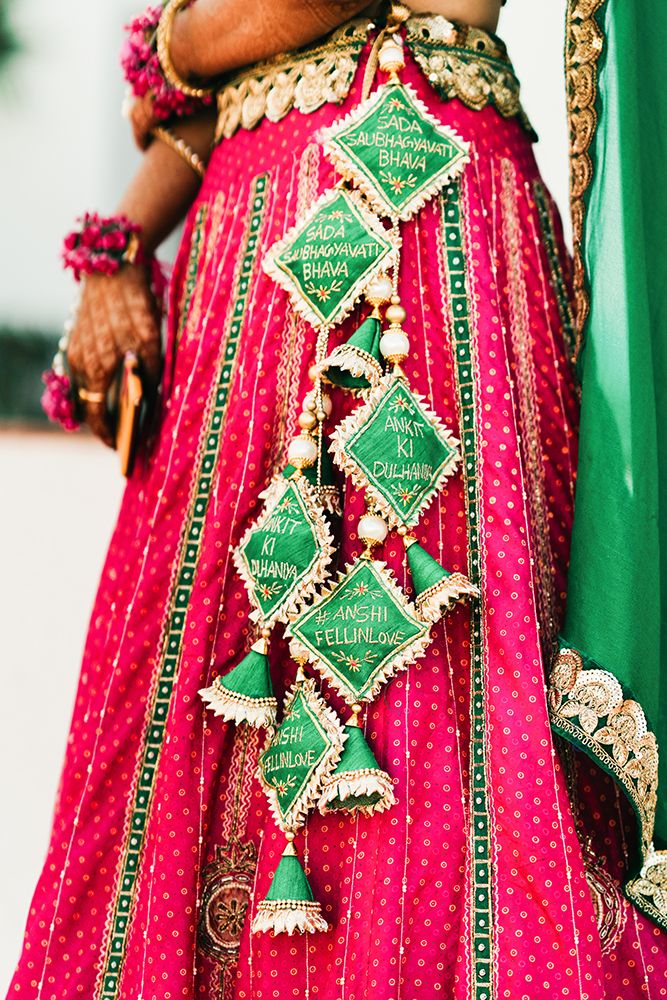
<box><xmin>0</xmin><ymin>0</ymin><xmax>569</xmax><ymax>990</ymax></box>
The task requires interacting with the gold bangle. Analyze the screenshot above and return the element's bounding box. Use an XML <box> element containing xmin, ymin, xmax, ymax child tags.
<box><xmin>156</xmin><ymin>0</ymin><xmax>215</xmax><ymax>101</ymax></box>
<box><xmin>78</xmin><ymin>388</ymin><xmax>106</xmax><ymax>405</ymax></box>
<box><xmin>152</xmin><ymin>127</ymin><xmax>206</xmax><ymax>179</ymax></box>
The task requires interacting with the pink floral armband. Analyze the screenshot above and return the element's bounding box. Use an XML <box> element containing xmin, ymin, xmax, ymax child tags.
<box><xmin>121</xmin><ymin>4</ymin><xmax>213</xmax><ymax>121</ymax></box>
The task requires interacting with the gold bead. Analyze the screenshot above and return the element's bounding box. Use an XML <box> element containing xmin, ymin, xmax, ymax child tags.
<box><xmin>316</xmin><ymin>409</ymin><xmax>327</xmax><ymax>422</ymax></box>
<box><xmin>386</xmin><ymin>303</ymin><xmax>406</xmax><ymax>326</ymax></box>
<box><xmin>261</xmin><ymin>627</ymin><xmax>272</xmax><ymax>638</ymax></box>
<box><xmin>298</xmin><ymin>410</ymin><xmax>317</xmax><ymax>431</ymax></box>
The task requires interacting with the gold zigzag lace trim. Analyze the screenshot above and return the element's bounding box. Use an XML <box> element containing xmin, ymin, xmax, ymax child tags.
<box><xmin>549</xmin><ymin>647</ymin><xmax>667</xmax><ymax>926</ymax></box>
<box><xmin>565</xmin><ymin>0</ymin><xmax>606</xmax><ymax>361</ymax></box>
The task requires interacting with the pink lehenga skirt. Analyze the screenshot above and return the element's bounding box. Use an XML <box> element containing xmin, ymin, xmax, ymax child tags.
<box><xmin>9</xmin><ymin>15</ymin><xmax>667</xmax><ymax>1000</ymax></box>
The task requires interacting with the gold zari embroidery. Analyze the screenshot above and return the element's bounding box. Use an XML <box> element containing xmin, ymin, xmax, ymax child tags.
<box><xmin>405</xmin><ymin>17</ymin><xmax>533</xmax><ymax>135</ymax></box>
<box><xmin>215</xmin><ymin>20</ymin><xmax>369</xmax><ymax>143</ymax></box>
<box><xmin>549</xmin><ymin>647</ymin><xmax>667</xmax><ymax>927</ymax></box>
<box><xmin>214</xmin><ymin>16</ymin><xmax>533</xmax><ymax>144</ymax></box>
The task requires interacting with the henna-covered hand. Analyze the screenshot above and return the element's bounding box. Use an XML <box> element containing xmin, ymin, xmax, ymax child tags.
<box><xmin>67</xmin><ymin>266</ymin><xmax>162</xmax><ymax>447</ymax></box>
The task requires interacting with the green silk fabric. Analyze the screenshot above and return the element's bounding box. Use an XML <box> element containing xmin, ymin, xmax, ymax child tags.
<box><xmin>563</xmin><ymin>0</ymin><xmax>667</xmax><ymax>846</ymax></box>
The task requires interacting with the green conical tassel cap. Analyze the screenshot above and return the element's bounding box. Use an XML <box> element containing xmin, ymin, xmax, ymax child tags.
<box><xmin>252</xmin><ymin>842</ymin><xmax>328</xmax><ymax>935</ymax></box>
<box><xmin>282</xmin><ymin>448</ymin><xmax>341</xmax><ymax>516</ymax></box>
<box><xmin>199</xmin><ymin>640</ymin><xmax>277</xmax><ymax>728</ymax></box>
<box><xmin>318</xmin><ymin>720</ymin><xmax>395</xmax><ymax>816</ymax></box>
<box><xmin>320</xmin><ymin>316</ymin><xmax>384</xmax><ymax>391</ymax></box>
<box><xmin>405</xmin><ymin>537</ymin><xmax>480</xmax><ymax>623</ymax></box>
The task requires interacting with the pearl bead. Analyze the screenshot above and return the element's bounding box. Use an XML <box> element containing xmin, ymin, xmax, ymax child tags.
<box><xmin>298</xmin><ymin>411</ymin><xmax>317</xmax><ymax>431</ymax></box>
<box><xmin>316</xmin><ymin>410</ymin><xmax>327</xmax><ymax>423</ymax></box>
<box><xmin>386</xmin><ymin>303</ymin><xmax>407</xmax><ymax>326</ymax></box>
<box><xmin>358</xmin><ymin>514</ymin><xmax>389</xmax><ymax>545</ymax></box>
<box><xmin>308</xmin><ymin>364</ymin><xmax>319</xmax><ymax>382</ymax></box>
<box><xmin>303</xmin><ymin>391</ymin><xmax>317</xmax><ymax>412</ymax></box>
<box><xmin>378</xmin><ymin>37</ymin><xmax>405</xmax><ymax>74</ymax></box>
<box><xmin>287</xmin><ymin>434</ymin><xmax>318</xmax><ymax>468</ymax></box>
<box><xmin>380</xmin><ymin>331</ymin><xmax>410</xmax><ymax>361</ymax></box>
<box><xmin>365</xmin><ymin>273</ymin><xmax>393</xmax><ymax>305</ymax></box>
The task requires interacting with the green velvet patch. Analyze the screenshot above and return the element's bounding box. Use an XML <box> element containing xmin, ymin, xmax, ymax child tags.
<box><xmin>235</xmin><ymin>478</ymin><xmax>333</xmax><ymax>627</ymax></box>
<box><xmin>322</xmin><ymin>82</ymin><xmax>469</xmax><ymax>221</ymax></box>
<box><xmin>290</xmin><ymin>559</ymin><xmax>428</xmax><ymax>704</ymax></box>
<box><xmin>263</xmin><ymin>188</ymin><xmax>396</xmax><ymax>329</ymax></box>
<box><xmin>259</xmin><ymin>682</ymin><xmax>343</xmax><ymax>830</ymax></box>
<box><xmin>331</xmin><ymin>377</ymin><xmax>459</xmax><ymax>528</ymax></box>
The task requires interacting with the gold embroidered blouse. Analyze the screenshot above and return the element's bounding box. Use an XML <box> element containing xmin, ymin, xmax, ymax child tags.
<box><xmin>214</xmin><ymin>14</ymin><xmax>532</xmax><ymax>144</ymax></box>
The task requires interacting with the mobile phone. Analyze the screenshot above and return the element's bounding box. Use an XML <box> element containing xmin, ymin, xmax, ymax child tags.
<box><xmin>115</xmin><ymin>352</ymin><xmax>145</xmax><ymax>478</ymax></box>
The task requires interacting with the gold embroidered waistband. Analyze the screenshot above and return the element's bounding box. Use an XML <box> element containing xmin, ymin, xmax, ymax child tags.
<box><xmin>214</xmin><ymin>15</ymin><xmax>533</xmax><ymax>145</ymax></box>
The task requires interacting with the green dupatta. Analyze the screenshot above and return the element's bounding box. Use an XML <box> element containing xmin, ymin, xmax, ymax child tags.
<box><xmin>550</xmin><ymin>0</ymin><xmax>667</xmax><ymax>930</ymax></box>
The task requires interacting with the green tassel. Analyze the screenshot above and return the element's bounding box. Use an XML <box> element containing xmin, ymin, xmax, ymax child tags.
<box><xmin>251</xmin><ymin>841</ymin><xmax>328</xmax><ymax>935</ymax></box>
<box><xmin>405</xmin><ymin>537</ymin><xmax>479</xmax><ymax>623</ymax></box>
<box><xmin>199</xmin><ymin>639</ymin><xmax>277</xmax><ymax>728</ymax></box>
<box><xmin>320</xmin><ymin>316</ymin><xmax>384</xmax><ymax>391</ymax></box>
<box><xmin>282</xmin><ymin>448</ymin><xmax>341</xmax><ymax>516</ymax></box>
<box><xmin>318</xmin><ymin>718</ymin><xmax>395</xmax><ymax>816</ymax></box>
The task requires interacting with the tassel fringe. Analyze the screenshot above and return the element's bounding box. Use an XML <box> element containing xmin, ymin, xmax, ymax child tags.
<box><xmin>416</xmin><ymin>572</ymin><xmax>480</xmax><ymax>623</ymax></box>
<box><xmin>319</xmin><ymin>766</ymin><xmax>395</xmax><ymax>816</ymax></box>
<box><xmin>198</xmin><ymin>678</ymin><xmax>277</xmax><ymax>729</ymax></box>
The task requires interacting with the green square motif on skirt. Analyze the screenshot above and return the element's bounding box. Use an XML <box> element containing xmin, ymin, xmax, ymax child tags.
<box><xmin>234</xmin><ymin>476</ymin><xmax>335</xmax><ymax>628</ymax></box>
<box><xmin>320</xmin><ymin>82</ymin><xmax>469</xmax><ymax>221</ymax></box>
<box><xmin>263</xmin><ymin>188</ymin><xmax>398</xmax><ymax>329</ymax></box>
<box><xmin>289</xmin><ymin>558</ymin><xmax>430</xmax><ymax>705</ymax></box>
<box><xmin>259</xmin><ymin>677</ymin><xmax>346</xmax><ymax>832</ymax></box>
<box><xmin>330</xmin><ymin>376</ymin><xmax>460</xmax><ymax>528</ymax></box>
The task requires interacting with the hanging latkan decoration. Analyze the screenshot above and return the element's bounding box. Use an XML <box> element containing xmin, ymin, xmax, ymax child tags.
<box><xmin>200</xmin><ymin>1</ymin><xmax>480</xmax><ymax>938</ymax></box>
<box><xmin>199</xmin><ymin>388</ymin><xmax>338</xmax><ymax>729</ymax></box>
<box><xmin>252</xmin><ymin>664</ymin><xmax>347</xmax><ymax>934</ymax></box>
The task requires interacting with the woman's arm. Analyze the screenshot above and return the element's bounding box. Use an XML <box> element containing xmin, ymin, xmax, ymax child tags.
<box><xmin>67</xmin><ymin>112</ymin><xmax>216</xmax><ymax>445</ymax></box>
<box><xmin>171</xmin><ymin>0</ymin><xmax>373</xmax><ymax>80</ymax></box>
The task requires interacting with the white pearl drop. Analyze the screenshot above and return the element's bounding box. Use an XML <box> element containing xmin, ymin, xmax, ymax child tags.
<box><xmin>365</xmin><ymin>274</ymin><xmax>393</xmax><ymax>303</ymax></box>
<box><xmin>287</xmin><ymin>435</ymin><xmax>318</xmax><ymax>466</ymax></box>
<box><xmin>380</xmin><ymin>331</ymin><xmax>410</xmax><ymax>360</ymax></box>
<box><xmin>358</xmin><ymin>514</ymin><xmax>389</xmax><ymax>544</ymax></box>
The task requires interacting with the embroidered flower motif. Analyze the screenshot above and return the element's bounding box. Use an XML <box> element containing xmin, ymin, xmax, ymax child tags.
<box><xmin>257</xmin><ymin>582</ymin><xmax>282</xmax><ymax>600</ymax></box>
<box><xmin>379</xmin><ymin>171</ymin><xmax>418</xmax><ymax>194</ymax></box>
<box><xmin>392</xmin><ymin>483</ymin><xmax>417</xmax><ymax>506</ymax></box>
<box><xmin>268</xmin><ymin>773</ymin><xmax>298</xmax><ymax>796</ymax></box>
<box><xmin>211</xmin><ymin>894</ymin><xmax>249</xmax><ymax>937</ymax></box>
<box><xmin>305</xmin><ymin>279</ymin><xmax>344</xmax><ymax>302</ymax></box>
<box><xmin>332</xmin><ymin>649</ymin><xmax>379</xmax><ymax>673</ymax></box>
<box><xmin>595</xmin><ymin>700</ymin><xmax>646</xmax><ymax>767</ymax></box>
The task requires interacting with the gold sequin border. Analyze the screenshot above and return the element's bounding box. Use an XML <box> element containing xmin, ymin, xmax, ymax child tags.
<box><xmin>549</xmin><ymin>645</ymin><xmax>667</xmax><ymax>931</ymax></box>
<box><xmin>565</xmin><ymin>0</ymin><xmax>607</xmax><ymax>361</ymax></box>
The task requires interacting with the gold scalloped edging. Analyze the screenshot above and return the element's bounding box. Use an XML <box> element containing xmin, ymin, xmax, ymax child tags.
<box><xmin>214</xmin><ymin>16</ymin><xmax>535</xmax><ymax>146</ymax></box>
<box><xmin>565</xmin><ymin>0</ymin><xmax>606</xmax><ymax>361</ymax></box>
<box><xmin>318</xmin><ymin>767</ymin><xmax>396</xmax><ymax>816</ymax></box>
<box><xmin>329</xmin><ymin>373</ymin><xmax>460</xmax><ymax>529</ymax></box>
<box><xmin>549</xmin><ymin>646</ymin><xmax>667</xmax><ymax>928</ymax></box>
<box><xmin>405</xmin><ymin>16</ymin><xmax>535</xmax><ymax>137</ymax></box>
<box><xmin>257</xmin><ymin>677</ymin><xmax>346</xmax><ymax>833</ymax></box>
<box><xmin>319</xmin><ymin>81</ymin><xmax>470</xmax><ymax>223</ymax></box>
<box><xmin>233</xmin><ymin>473</ymin><xmax>336</xmax><ymax>629</ymax></box>
<box><xmin>215</xmin><ymin>19</ymin><xmax>370</xmax><ymax>143</ymax></box>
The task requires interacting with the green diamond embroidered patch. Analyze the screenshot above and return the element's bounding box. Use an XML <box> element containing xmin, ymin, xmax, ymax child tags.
<box><xmin>234</xmin><ymin>475</ymin><xmax>335</xmax><ymax>628</ymax></box>
<box><xmin>288</xmin><ymin>559</ymin><xmax>430</xmax><ymax>705</ymax></box>
<box><xmin>320</xmin><ymin>82</ymin><xmax>469</xmax><ymax>221</ymax></box>
<box><xmin>263</xmin><ymin>188</ymin><xmax>398</xmax><ymax>329</ymax></box>
<box><xmin>259</xmin><ymin>677</ymin><xmax>346</xmax><ymax>831</ymax></box>
<box><xmin>330</xmin><ymin>376</ymin><xmax>460</xmax><ymax>528</ymax></box>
